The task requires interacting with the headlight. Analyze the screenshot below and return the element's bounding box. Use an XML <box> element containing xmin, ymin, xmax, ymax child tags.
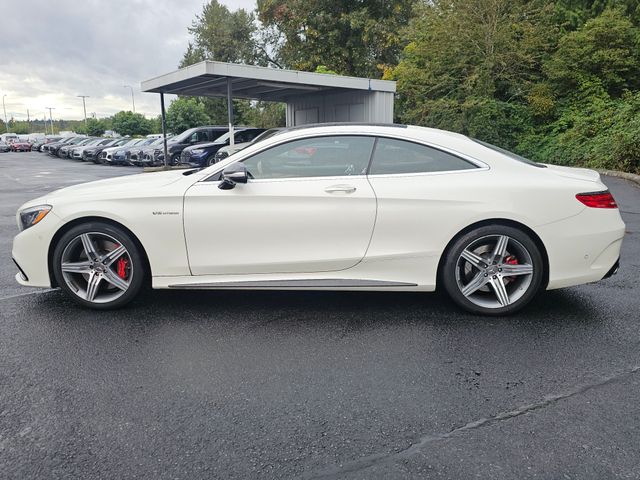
<box><xmin>18</xmin><ymin>205</ymin><xmax>52</xmax><ymax>231</ymax></box>
<box><xmin>216</xmin><ymin>151</ymin><xmax>229</xmax><ymax>160</ymax></box>
<box><xmin>190</xmin><ymin>149</ymin><xmax>204</xmax><ymax>155</ymax></box>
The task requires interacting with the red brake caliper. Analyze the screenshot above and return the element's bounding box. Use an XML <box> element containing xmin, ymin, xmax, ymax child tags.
<box><xmin>116</xmin><ymin>256</ymin><xmax>129</xmax><ymax>279</ymax></box>
<box><xmin>503</xmin><ymin>255</ymin><xmax>518</xmax><ymax>282</ymax></box>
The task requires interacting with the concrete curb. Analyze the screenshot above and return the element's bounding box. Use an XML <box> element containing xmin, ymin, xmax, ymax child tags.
<box><xmin>598</xmin><ymin>169</ymin><xmax>640</xmax><ymax>187</ymax></box>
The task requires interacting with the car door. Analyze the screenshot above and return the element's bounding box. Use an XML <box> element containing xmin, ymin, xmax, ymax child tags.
<box><xmin>183</xmin><ymin>135</ymin><xmax>377</xmax><ymax>275</ymax></box>
<box><xmin>364</xmin><ymin>136</ymin><xmax>486</xmax><ymax>270</ymax></box>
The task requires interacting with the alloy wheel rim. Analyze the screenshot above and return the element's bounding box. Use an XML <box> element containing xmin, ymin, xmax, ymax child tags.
<box><xmin>455</xmin><ymin>234</ymin><xmax>534</xmax><ymax>309</ymax></box>
<box><xmin>60</xmin><ymin>232</ymin><xmax>133</xmax><ymax>304</ymax></box>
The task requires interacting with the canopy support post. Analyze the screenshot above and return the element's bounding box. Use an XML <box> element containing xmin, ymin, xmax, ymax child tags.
<box><xmin>227</xmin><ymin>78</ymin><xmax>234</xmax><ymax>147</ymax></box>
<box><xmin>160</xmin><ymin>92</ymin><xmax>168</xmax><ymax>169</ymax></box>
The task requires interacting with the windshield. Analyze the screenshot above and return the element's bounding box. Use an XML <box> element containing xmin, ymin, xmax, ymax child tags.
<box><xmin>151</xmin><ymin>136</ymin><xmax>172</xmax><ymax>147</ymax></box>
<box><xmin>251</xmin><ymin>128</ymin><xmax>281</xmax><ymax>144</ymax></box>
<box><xmin>472</xmin><ymin>139</ymin><xmax>545</xmax><ymax>168</ymax></box>
<box><xmin>212</xmin><ymin>129</ymin><xmax>251</xmax><ymax>145</ymax></box>
<box><xmin>170</xmin><ymin>128</ymin><xmax>197</xmax><ymax>144</ymax></box>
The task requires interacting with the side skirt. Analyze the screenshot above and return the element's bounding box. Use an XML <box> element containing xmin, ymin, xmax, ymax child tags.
<box><xmin>167</xmin><ymin>279</ymin><xmax>417</xmax><ymax>289</ymax></box>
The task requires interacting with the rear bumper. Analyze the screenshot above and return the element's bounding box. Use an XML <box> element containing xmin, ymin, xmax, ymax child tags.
<box><xmin>603</xmin><ymin>258</ymin><xmax>620</xmax><ymax>279</ymax></box>
<box><xmin>538</xmin><ymin>208</ymin><xmax>625</xmax><ymax>290</ymax></box>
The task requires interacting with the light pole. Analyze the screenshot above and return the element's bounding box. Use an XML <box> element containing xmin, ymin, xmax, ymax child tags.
<box><xmin>123</xmin><ymin>85</ymin><xmax>135</xmax><ymax>113</ymax></box>
<box><xmin>45</xmin><ymin>107</ymin><xmax>55</xmax><ymax>135</ymax></box>
<box><xmin>2</xmin><ymin>95</ymin><xmax>8</xmax><ymax>133</ymax></box>
<box><xmin>77</xmin><ymin>95</ymin><xmax>89</xmax><ymax>127</ymax></box>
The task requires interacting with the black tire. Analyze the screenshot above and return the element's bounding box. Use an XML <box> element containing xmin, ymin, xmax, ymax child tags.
<box><xmin>206</xmin><ymin>155</ymin><xmax>217</xmax><ymax>167</ymax></box>
<box><xmin>52</xmin><ymin>221</ymin><xmax>146</xmax><ymax>310</ymax></box>
<box><xmin>441</xmin><ymin>224</ymin><xmax>544</xmax><ymax>316</ymax></box>
<box><xmin>170</xmin><ymin>153</ymin><xmax>180</xmax><ymax>166</ymax></box>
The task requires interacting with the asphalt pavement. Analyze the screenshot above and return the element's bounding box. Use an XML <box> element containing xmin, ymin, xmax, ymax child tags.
<box><xmin>1</xmin><ymin>152</ymin><xmax>639</xmax><ymax>479</ymax></box>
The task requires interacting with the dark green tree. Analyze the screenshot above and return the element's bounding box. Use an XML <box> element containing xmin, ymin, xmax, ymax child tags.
<box><xmin>545</xmin><ymin>8</ymin><xmax>640</xmax><ymax>97</ymax></box>
<box><xmin>180</xmin><ymin>0</ymin><xmax>271</xmax><ymax>67</ymax></box>
<box><xmin>82</xmin><ymin>118</ymin><xmax>107</xmax><ymax>136</ymax></box>
<box><xmin>110</xmin><ymin>111</ymin><xmax>153</xmax><ymax>136</ymax></box>
<box><xmin>390</xmin><ymin>0</ymin><xmax>556</xmax><ymax>148</ymax></box>
<box><xmin>257</xmin><ymin>0</ymin><xmax>417</xmax><ymax>77</ymax></box>
<box><xmin>165</xmin><ymin>97</ymin><xmax>212</xmax><ymax>134</ymax></box>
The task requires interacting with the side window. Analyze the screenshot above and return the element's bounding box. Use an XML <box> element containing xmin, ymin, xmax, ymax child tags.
<box><xmin>235</xmin><ymin>130</ymin><xmax>256</xmax><ymax>143</ymax></box>
<box><xmin>190</xmin><ymin>131</ymin><xmax>209</xmax><ymax>143</ymax></box>
<box><xmin>210</xmin><ymin>130</ymin><xmax>226</xmax><ymax>141</ymax></box>
<box><xmin>369</xmin><ymin>138</ymin><xmax>476</xmax><ymax>175</ymax></box>
<box><xmin>242</xmin><ymin>136</ymin><xmax>375</xmax><ymax>180</ymax></box>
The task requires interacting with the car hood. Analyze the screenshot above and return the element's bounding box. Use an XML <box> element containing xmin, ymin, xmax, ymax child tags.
<box><xmin>103</xmin><ymin>145</ymin><xmax>131</xmax><ymax>154</ymax></box>
<box><xmin>184</xmin><ymin>141</ymin><xmax>224</xmax><ymax>151</ymax></box>
<box><xmin>73</xmin><ymin>144</ymin><xmax>98</xmax><ymax>153</ymax></box>
<box><xmin>38</xmin><ymin>170</ymin><xmax>190</xmax><ymax>204</ymax></box>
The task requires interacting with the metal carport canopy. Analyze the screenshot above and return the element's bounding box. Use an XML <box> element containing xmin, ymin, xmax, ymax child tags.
<box><xmin>141</xmin><ymin>61</ymin><xmax>396</xmax><ymax>101</ymax></box>
<box><xmin>140</xmin><ymin>61</ymin><xmax>396</xmax><ymax>168</ymax></box>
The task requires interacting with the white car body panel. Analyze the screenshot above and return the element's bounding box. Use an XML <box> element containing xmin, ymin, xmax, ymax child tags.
<box><xmin>184</xmin><ymin>176</ymin><xmax>376</xmax><ymax>274</ymax></box>
<box><xmin>12</xmin><ymin>124</ymin><xmax>625</xmax><ymax>297</ymax></box>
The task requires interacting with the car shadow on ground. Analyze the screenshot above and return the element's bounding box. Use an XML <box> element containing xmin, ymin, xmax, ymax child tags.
<box><xmin>25</xmin><ymin>286</ymin><xmax>603</xmax><ymax>332</ymax></box>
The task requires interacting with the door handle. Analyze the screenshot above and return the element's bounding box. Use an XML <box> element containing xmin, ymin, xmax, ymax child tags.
<box><xmin>325</xmin><ymin>184</ymin><xmax>357</xmax><ymax>194</ymax></box>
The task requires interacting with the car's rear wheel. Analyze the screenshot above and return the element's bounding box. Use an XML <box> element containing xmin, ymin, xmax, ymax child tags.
<box><xmin>52</xmin><ymin>222</ymin><xmax>145</xmax><ymax>309</ymax></box>
<box><xmin>442</xmin><ymin>225</ymin><xmax>543</xmax><ymax>315</ymax></box>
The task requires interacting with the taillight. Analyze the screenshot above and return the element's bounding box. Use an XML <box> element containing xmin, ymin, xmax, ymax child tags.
<box><xmin>576</xmin><ymin>191</ymin><xmax>618</xmax><ymax>209</ymax></box>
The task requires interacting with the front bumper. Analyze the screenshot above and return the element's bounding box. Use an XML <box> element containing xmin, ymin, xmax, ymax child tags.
<box><xmin>12</xmin><ymin>212</ymin><xmax>60</xmax><ymax>288</ymax></box>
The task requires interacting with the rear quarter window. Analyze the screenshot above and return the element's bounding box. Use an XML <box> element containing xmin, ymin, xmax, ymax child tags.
<box><xmin>369</xmin><ymin>138</ymin><xmax>477</xmax><ymax>175</ymax></box>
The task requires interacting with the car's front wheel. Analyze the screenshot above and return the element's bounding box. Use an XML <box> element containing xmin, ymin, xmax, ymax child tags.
<box><xmin>441</xmin><ymin>225</ymin><xmax>544</xmax><ymax>315</ymax></box>
<box><xmin>52</xmin><ymin>222</ymin><xmax>146</xmax><ymax>309</ymax></box>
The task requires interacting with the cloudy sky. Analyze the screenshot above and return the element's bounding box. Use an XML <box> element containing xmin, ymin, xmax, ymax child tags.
<box><xmin>0</xmin><ymin>0</ymin><xmax>256</xmax><ymax>123</ymax></box>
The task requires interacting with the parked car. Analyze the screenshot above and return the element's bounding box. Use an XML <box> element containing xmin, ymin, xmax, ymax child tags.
<box><xmin>59</xmin><ymin>137</ymin><xmax>96</xmax><ymax>158</ymax></box>
<box><xmin>0</xmin><ymin>141</ymin><xmax>10</xmax><ymax>152</ymax></box>
<box><xmin>129</xmin><ymin>138</ymin><xmax>169</xmax><ymax>167</ymax></box>
<box><xmin>10</xmin><ymin>140</ymin><xmax>32</xmax><ymax>152</ymax></box>
<box><xmin>12</xmin><ymin>123</ymin><xmax>626</xmax><ymax>313</ymax></box>
<box><xmin>47</xmin><ymin>137</ymin><xmax>86</xmax><ymax>156</ymax></box>
<box><xmin>82</xmin><ymin>138</ymin><xmax>128</xmax><ymax>163</ymax></box>
<box><xmin>38</xmin><ymin>136</ymin><xmax>63</xmax><ymax>152</ymax></box>
<box><xmin>0</xmin><ymin>133</ymin><xmax>19</xmax><ymax>143</ymax></box>
<box><xmin>213</xmin><ymin>128</ymin><xmax>283</xmax><ymax>163</ymax></box>
<box><xmin>180</xmin><ymin>128</ymin><xmax>266</xmax><ymax>167</ymax></box>
<box><xmin>70</xmin><ymin>138</ymin><xmax>108</xmax><ymax>160</ymax></box>
<box><xmin>110</xmin><ymin>138</ymin><xmax>157</xmax><ymax>166</ymax></box>
<box><xmin>101</xmin><ymin>138</ymin><xmax>148</xmax><ymax>165</ymax></box>
<box><xmin>158</xmin><ymin>125</ymin><xmax>229</xmax><ymax>165</ymax></box>
<box><xmin>96</xmin><ymin>138</ymin><xmax>133</xmax><ymax>164</ymax></box>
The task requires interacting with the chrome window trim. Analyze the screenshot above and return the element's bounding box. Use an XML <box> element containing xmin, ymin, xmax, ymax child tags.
<box><xmin>200</xmin><ymin>132</ymin><xmax>490</xmax><ymax>183</ymax></box>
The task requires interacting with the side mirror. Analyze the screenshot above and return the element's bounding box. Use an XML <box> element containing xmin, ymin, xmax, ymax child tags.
<box><xmin>218</xmin><ymin>162</ymin><xmax>249</xmax><ymax>190</ymax></box>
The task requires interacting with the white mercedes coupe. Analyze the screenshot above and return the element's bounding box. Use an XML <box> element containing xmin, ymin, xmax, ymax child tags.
<box><xmin>12</xmin><ymin>124</ymin><xmax>625</xmax><ymax>315</ymax></box>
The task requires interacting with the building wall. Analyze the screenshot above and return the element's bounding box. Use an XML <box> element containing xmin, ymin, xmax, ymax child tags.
<box><xmin>285</xmin><ymin>90</ymin><xmax>394</xmax><ymax>126</ymax></box>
